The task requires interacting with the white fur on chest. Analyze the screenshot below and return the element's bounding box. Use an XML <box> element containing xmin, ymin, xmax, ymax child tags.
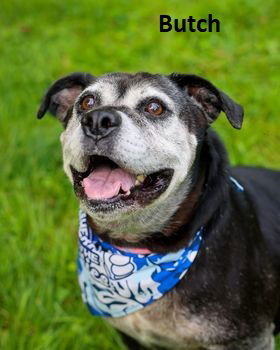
<box><xmin>107</xmin><ymin>291</ymin><xmax>225</xmax><ymax>350</ymax></box>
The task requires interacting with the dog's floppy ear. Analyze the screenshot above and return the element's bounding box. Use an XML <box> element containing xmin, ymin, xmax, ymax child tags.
<box><xmin>37</xmin><ymin>72</ymin><xmax>95</xmax><ymax>125</ymax></box>
<box><xmin>169</xmin><ymin>74</ymin><xmax>244</xmax><ymax>129</ymax></box>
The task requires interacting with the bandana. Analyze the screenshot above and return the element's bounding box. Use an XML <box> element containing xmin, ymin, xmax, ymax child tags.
<box><xmin>78</xmin><ymin>211</ymin><xmax>202</xmax><ymax>318</ymax></box>
<box><xmin>77</xmin><ymin>177</ymin><xmax>243</xmax><ymax>318</ymax></box>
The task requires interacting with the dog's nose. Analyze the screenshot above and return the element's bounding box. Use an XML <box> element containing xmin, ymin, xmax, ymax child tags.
<box><xmin>81</xmin><ymin>110</ymin><xmax>121</xmax><ymax>140</ymax></box>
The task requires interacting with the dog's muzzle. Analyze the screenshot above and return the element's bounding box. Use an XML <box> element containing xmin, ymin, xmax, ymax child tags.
<box><xmin>81</xmin><ymin>109</ymin><xmax>121</xmax><ymax>141</ymax></box>
<box><xmin>72</xmin><ymin>108</ymin><xmax>174</xmax><ymax>212</ymax></box>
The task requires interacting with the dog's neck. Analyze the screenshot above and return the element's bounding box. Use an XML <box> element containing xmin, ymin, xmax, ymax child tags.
<box><xmin>88</xmin><ymin>171</ymin><xmax>204</xmax><ymax>252</ymax></box>
<box><xmin>88</xmin><ymin>131</ymin><xmax>230</xmax><ymax>253</ymax></box>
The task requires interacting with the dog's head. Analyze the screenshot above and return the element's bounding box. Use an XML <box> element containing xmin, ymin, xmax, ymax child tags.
<box><xmin>38</xmin><ymin>72</ymin><xmax>243</xmax><ymax>239</ymax></box>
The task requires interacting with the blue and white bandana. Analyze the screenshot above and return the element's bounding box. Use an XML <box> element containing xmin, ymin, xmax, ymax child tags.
<box><xmin>78</xmin><ymin>210</ymin><xmax>203</xmax><ymax>318</ymax></box>
<box><xmin>77</xmin><ymin>177</ymin><xmax>243</xmax><ymax>318</ymax></box>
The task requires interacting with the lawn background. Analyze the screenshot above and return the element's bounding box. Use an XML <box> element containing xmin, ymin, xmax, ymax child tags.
<box><xmin>0</xmin><ymin>0</ymin><xmax>279</xmax><ymax>349</ymax></box>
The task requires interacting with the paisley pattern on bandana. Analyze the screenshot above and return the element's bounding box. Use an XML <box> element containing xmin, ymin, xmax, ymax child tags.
<box><xmin>77</xmin><ymin>210</ymin><xmax>203</xmax><ymax>318</ymax></box>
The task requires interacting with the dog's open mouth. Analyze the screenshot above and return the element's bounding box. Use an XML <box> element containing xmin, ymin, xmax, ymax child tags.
<box><xmin>70</xmin><ymin>155</ymin><xmax>173</xmax><ymax>211</ymax></box>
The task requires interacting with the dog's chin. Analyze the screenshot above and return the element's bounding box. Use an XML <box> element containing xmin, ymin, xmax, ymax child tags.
<box><xmin>70</xmin><ymin>155</ymin><xmax>174</xmax><ymax>215</ymax></box>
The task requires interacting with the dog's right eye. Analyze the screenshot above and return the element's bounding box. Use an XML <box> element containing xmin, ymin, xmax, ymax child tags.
<box><xmin>145</xmin><ymin>100</ymin><xmax>164</xmax><ymax>116</ymax></box>
<box><xmin>80</xmin><ymin>95</ymin><xmax>95</xmax><ymax>111</ymax></box>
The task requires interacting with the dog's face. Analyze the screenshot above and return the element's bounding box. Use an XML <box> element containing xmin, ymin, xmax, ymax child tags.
<box><xmin>38</xmin><ymin>72</ymin><xmax>243</xmax><ymax>239</ymax></box>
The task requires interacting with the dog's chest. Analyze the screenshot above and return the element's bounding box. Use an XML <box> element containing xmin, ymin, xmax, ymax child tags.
<box><xmin>108</xmin><ymin>291</ymin><xmax>225</xmax><ymax>349</ymax></box>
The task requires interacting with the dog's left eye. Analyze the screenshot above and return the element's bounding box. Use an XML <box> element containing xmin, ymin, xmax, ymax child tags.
<box><xmin>80</xmin><ymin>95</ymin><xmax>95</xmax><ymax>111</ymax></box>
<box><xmin>145</xmin><ymin>100</ymin><xmax>164</xmax><ymax>116</ymax></box>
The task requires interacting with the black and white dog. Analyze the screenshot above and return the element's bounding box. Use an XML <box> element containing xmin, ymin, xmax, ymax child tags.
<box><xmin>38</xmin><ymin>72</ymin><xmax>280</xmax><ymax>350</ymax></box>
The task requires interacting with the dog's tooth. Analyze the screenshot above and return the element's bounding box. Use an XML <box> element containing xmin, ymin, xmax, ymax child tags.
<box><xmin>135</xmin><ymin>179</ymin><xmax>140</xmax><ymax>186</ymax></box>
<box><xmin>137</xmin><ymin>175</ymin><xmax>146</xmax><ymax>183</ymax></box>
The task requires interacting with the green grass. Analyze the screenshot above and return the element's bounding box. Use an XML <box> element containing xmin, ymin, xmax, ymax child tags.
<box><xmin>0</xmin><ymin>0</ymin><xmax>279</xmax><ymax>348</ymax></box>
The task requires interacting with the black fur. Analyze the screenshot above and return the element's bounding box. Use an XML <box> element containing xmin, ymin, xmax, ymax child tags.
<box><xmin>169</xmin><ymin>74</ymin><xmax>244</xmax><ymax>129</ymax></box>
<box><xmin>179</xmin><ymin>132</ymin><xmax>280</xmax><ymax>340</ymax></box>
<box><xmin>37</xmin><ymin>72</ymin><xmax>279</xmax><ymax>349</ymax></box>
<box><xmin>37</xmin><ymin>72</ymin><xmax>94</xmax><ymax>126</ymax></box>
<box><xmin>121</xmin><ymin>131</ymin><xmax>280</xmax><ymax>349</ymax></box>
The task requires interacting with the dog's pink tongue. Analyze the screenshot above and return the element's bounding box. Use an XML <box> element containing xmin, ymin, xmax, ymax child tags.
<box><xmin>82</xmin><ymin>166</ymin><xmax>135</xmax><ymax>200</ymax></box>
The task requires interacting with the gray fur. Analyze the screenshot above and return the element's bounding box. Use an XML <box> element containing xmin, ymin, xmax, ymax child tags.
<box><xmin>38</xmin><ymin>72</ymin><xmax>256</xmax><ymax>350</ymax></box>
<box><xmin>60</xmin><ymin>73</ymin><xmax>198</xmax><ymax>238</ymax></box>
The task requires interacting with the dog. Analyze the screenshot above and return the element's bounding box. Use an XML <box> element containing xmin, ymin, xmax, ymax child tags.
<box><xmin>37</xmin><ymin>72</ymin><xmax>280</xmax><ymax>350</ymax></box>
